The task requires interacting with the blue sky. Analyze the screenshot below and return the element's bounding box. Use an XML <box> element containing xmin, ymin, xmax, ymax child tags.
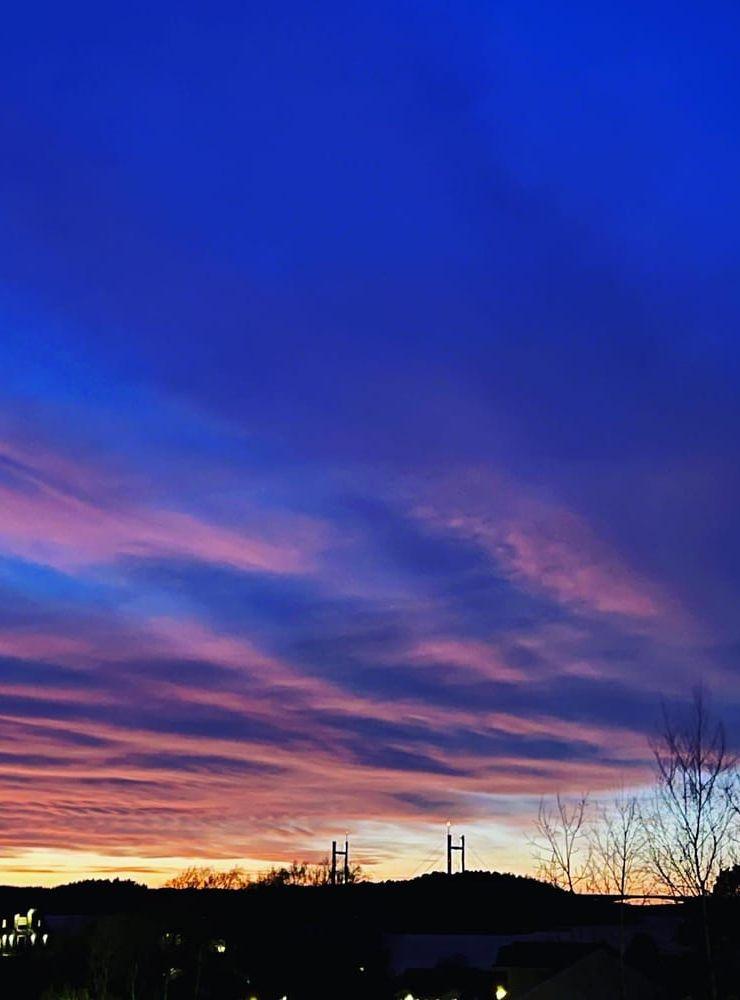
<box><xmin>0</xmin><ymin>0</ymin><xmax>739</xmax><ymax>883</ymax></box>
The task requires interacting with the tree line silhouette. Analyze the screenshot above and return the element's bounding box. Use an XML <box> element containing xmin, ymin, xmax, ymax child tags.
<box><xmin>163</xmin><ymin>857</ymin><xmax>362</xmax><ymax>889</ymax></box>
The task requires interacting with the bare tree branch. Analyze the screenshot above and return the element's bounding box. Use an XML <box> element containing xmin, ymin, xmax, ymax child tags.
<box><xmin>530</xmin><ymin>793</ymin><xmax>590</xmax><ymax>892</ymax></box>
<box><xmin>645</xmin><ymin>688</ymin><xmax>738</xmax><ymax>898</ymax></box>
<box><xmin>587</xmin><ymin>791</ymin><xmax>649</xmax><ymax>897</ymax></box>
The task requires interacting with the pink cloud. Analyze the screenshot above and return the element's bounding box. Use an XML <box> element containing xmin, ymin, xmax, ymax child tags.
<box><xmin>0</xmin><ymin>642</ymin><xmax>651</xmax><ymax>869</ymax></box>
<box><xmin>0</xmin><ymin>614</ymin><xmax>651</xmax><ymax>766</ymax></box>
<box><xmin>0</xmin><ymin>631</ymin><xmax>94</xmax><ymax>663</ymax></box>
<box><xmin>0</xmin><ymin>439</ymin><xmax>673</xmax><ymax>880</ymax></box>
<box><xmin>0</xmin><ymin>608</ymin><xmax>654</xmax><ymax>871</ymax></box>
<box><xmin>0</xmin><ymin>700</ymin><xmax>648</xmax><ymax>861</ymax></box>
<box><xmin>497</xmin><ymin>514</ymin><xmax>660</xmax><ymax>618</ymax></box>
<box><xmin>0</xmin><ymin>442</ymin><xmax>325</xmax><ymax>575</ymax></box>
<box><xmin>411</xmin><ymin>473</ymin><xmax>676</xmax><ymax>624</ymax></box>
<box><xmin>410</xmin><ymin>637</ymin><xmax>527</xmax><ymax>683</ymax></box>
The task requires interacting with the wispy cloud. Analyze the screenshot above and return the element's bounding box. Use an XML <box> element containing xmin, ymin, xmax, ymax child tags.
<box><xmin>0</xmin><ymin>413</ymin><xmax>721</xmax><ymax>882</ymax></box>
<box><xmin>411</xmin><ymin>472</ymin><xmax>678</xmax><ymax>626</ymax></box>
<box><xmin>0</xmin><ymin>441</ymin><xmax>325</xmax><ymax>575</ymax></box>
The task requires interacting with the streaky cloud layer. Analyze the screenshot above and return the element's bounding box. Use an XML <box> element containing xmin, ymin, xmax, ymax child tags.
<box><xmin>0</xmin><ymin>0</ymin><xmax>739</xmax><ymax>882</ymax></box>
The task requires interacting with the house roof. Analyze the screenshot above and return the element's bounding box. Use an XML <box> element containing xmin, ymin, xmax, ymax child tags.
<box><xmin>517</xmin><ymin>947</ymin><xmax>657</xmax><ymax>1000</ymax></box>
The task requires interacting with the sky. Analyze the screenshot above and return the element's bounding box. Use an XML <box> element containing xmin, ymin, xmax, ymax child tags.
<box><xmin>1</xmin><ymin>0</ymin><xmax>740</xmax><ymax>885</ymax></box>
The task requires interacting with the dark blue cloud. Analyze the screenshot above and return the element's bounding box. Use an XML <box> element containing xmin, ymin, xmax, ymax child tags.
<box><xmin>109</xmin><ymin>753</ymin><xmax>283</xmax><ymax>777</ymax></box>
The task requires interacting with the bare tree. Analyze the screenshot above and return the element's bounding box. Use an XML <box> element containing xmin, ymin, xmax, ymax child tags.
<box><xmin>587</xmin><ymin>792</ymin><xmax>648</xmax><ymax>898</ymax></box>
<box><xmin>645</xmin><ymin>688</ymin><xmax>738</xmax><ymax>1000</ymax></box>
<box><xmin>164</xmin><ymin>866</ymin><xmax>250</xmax><ymax>889</ymax></box>
<box><xmin>164</xmin><ymin>859</ymin><xmax>363</xmax><ymax>891</ymax></box>
<box><xmin>646</xmin><ymin>689</ymin><xmax>737</xmax><ymax>898</ymax></box>
<box><xmin>306</xmin><ymin>857</ymin><xmax>332</xmax><ymax>885</ymax></box>
<box><xmin>587</xmin><ymin>792</ymin><xmax>649</xmax><ymax>1000</ymax></box>
<box><xmin>531</xmin><ymin>793</ymin><xmax>590</xmax><ymax>892</ymax></box>
<box><xmin>258</xmin><ymin>858</ymin><xmax>363</xmax><ymax>886</ymax></box>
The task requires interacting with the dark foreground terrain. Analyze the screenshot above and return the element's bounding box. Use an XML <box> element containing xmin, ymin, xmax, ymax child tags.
<box><xmin>0</xmin><ymin>871</ymin><xmax>738</xmax><ymax>999</ymax></box>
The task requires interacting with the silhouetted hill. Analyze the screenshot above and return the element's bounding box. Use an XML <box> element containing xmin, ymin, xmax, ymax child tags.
<box><xmin>0</xmin><ymin>872</ymin><xmax>729</xmax><ymax>1000</ymax></box>
<box><xmin>0</xmin><ymin>870</ymin><xmax>621</xmax><ymax>933</ymax></box>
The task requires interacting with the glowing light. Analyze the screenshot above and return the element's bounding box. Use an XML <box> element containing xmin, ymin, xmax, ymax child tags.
<box><xmin>495</xmin><ymin>986</ymin><xmax>508</xmax><ymax>999</ymax></box>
